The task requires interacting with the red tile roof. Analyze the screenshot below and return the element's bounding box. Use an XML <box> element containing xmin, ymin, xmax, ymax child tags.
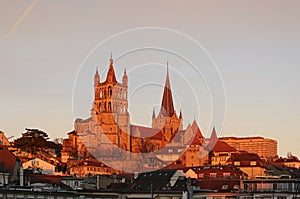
<box><xmin>131</xmin><ymin>125</ymin><xmax>163</xmax><ymax>140</ymax></box>
<box><xmin>212</xmin><ymin>140</ymin><xmax>236</xmax><ymax>152</ymax></box>
<box><xmin>191</xmin><ymin>120</ymin><xmax>204</xmax><ymax>138</ymax></box>
<box><xmin>105</xmin><ymin>57</ymin><xmax>118</xmax><ymax>83</ymax></box>
<box><xmin>229</xmin><ymin>152</ymin><xmax>262</xmax><ymax>162</ymax></box>
<box><xmin>195</xmin><ymin>179</ymin><xmax>240</xmax><ymax>192</ymax></box>
<box><xmin>0</xmin><ymin>146</ymin><xmax>18</xmax><ymax>173</ymax></box>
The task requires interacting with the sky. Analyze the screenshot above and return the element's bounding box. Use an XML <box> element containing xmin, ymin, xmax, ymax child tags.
<box><xmin>0</xmin><ymin>1</ymin><xmax>299</xmax><ymax>157</ymax></box>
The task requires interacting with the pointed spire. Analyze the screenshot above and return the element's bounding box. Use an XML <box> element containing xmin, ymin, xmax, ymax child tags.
<box><xmin>122</xmin><ymin>68</ymin><xmax>128</xmax><ymax>86</ymax></box>
<box><xmin>160</xmin><ymin>61</ymin><xmax>175</xmax><ymax>117</ymax></box>
<box><xmin>94</xmin><ymin>67</ymin><xmax>100</xmax><ymax>86</ymax></box>
<box><xmin>191</xmin><ymin>119</ymin><xmax>203</xmax><ymax>138</ymax></box>
<box><xmin>210</xmin><ymin>127</ymin><xmax>218</xmax><ymax>144</ymax></box>
<box><xmin>152</xmin><ymin>108</ymin><xmax>156</xmax><ymax>118</ymax></box>
<box><xmin>179</xmin><ymin>109</ymin><xmax>183</xmax><ymax>119</ymax></box>
<box><xmin>106</xmin><ymin>53</ymin><xmax>117</xmax><ymax>83</ymax></box>
<box><xmin>110</xmin><ymin>52</ymin><xmax>113</xmax><ymax>64</ymax></box>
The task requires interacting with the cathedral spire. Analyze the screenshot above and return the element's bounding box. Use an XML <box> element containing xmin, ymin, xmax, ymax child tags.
<box><xmin>122</xmin><ymin>68</ymin><xmax>128</xmax><ymax>86</ymax></box>
<box><xmin>94</xmin><ymin>67</ymin><xmax>100</xmax><ymax>87</ymax></box>
<box><xmin>106</xmin><ymin>53</ymin><xmax>117</xmax><ymax>83</ymax></box>
<box><xmin>160</xmin><ymin>61</ymin><xmax>175</xmax><ymax>117</ymax></box>
<box><xmin>152</xmin><ymin>108</ymin><xmax>156</xmax><ymax>118</ymax></box>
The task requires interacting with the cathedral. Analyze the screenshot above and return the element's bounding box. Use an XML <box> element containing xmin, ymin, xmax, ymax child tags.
<box><xmin>74</xmin><ymin>55</ymin><xmax>203</xmax><ymax>158</ymax></box>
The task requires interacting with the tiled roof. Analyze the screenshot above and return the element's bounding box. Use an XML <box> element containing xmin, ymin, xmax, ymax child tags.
<box><xmin>212</xmin><ymin>140</ymin><xmax>236</xmax><ymax>152</ymax></box>
<box><xmin>131</xmin><ymin>125</ymin><xmax>163</xmax><ymax>140</ymax></box>
<box><xmin>27</xmin><ymin>174</ymin><xmax>71</xmax><ymax>190</ymax></box>
<box><xmin>0</xmin><ymin>145</ymin><xmax>18</xmax><ymax>173</ymax></box>
<box><xmin>70</xmin><ymin>160</ymin><xmax>109</xmax><ymax>168</ymax></box>
<box><xmin>228</xmin><ymin>152</ymin><xmax>262</xmax><ymax>162</ymax></box>
<box><xmin>226</xmin><ymin>152</ymin><xmax>264</xmax><ymax>167</ymax></box>
<box><xmin>191</xmin><ymin>136</ymin><xmax>202</xmax><ymax>145</ymax></box>
<box><xmin>105</xmin><ymin>57</ymin><xmax>117</xmax><ymax>83</ymax></box>
<box><xmin>191</xmin><ymin>120</ymin><xmax>204</xmax><ymax>138</ymax></box>
<box><xmin>220</xmin><ymin>136</ymin><xmax>265</xmax><ymax>140</ymax></box>
<box><xmin>130</xmin><ymin>169</ymin><xmax>178</xmax><ymax>192</ymax></box>
<box><xmin>195</xmin><ymin>179</ymin><xmax>240</xmax><ymax>192</ymax></box>
<box><xmin>67</xmin><ymin>130</ymin><xmax>77</xmax><ymax>135</ymax></box>
<box><xmin>192</xmin><ymin>165</ymin><xmax>245</xmax><ymax>174</ymax></box>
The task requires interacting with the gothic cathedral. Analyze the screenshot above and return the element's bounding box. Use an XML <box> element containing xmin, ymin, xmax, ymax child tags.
<box><xmin>75</xmin><ymin>55</ymin><xmax>186</xmax><ymax>154</ymax></box>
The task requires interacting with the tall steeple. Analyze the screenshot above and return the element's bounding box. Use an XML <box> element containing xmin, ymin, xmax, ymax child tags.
<box><xmin>94</xmin><ymin>67</ymin><xmax>100</xmax><ymax>87</ymax></box>
<box><xmin>106</xmin><ymin>53</ymin><xmax>117</xmax><ymax>83</ymax></box>
<box><xmin>152</xmin><ymin>108</ymin><xmax>156</xmax><ymax>118</ymax></box>
<box><xmin>122</xmin><ymin>68</ymin><xmax>128</xmax><ymax>86</ymax></box>
<box><xmin>160</xmin><ymin>61</ymin><xmax>175</xmax><ymax>117</ymax></box>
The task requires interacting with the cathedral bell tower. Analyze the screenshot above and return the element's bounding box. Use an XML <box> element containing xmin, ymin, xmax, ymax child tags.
<box><xmin>93</xmin><ymin>54</ymin><xmax>130</xmax><ymax>151</ymax></box>
<box><xmin>152</xmin><ymin>62</ymin><xmax>182</xmax><ymax>142</ymax></box>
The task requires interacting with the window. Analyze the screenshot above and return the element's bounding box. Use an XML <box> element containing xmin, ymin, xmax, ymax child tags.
<box><xmin>223</xmin><ymin>172</ymin><xmax>230</xmax><ymax>178</ymax></box>
<box><xmin>120</xmin><ymin>89</ymin><xmax>122</xmax><ymax>99</ymax></box>
<box><xmin>210</xmin><ymin>173</ymin><xmax>217</xmax><ymax>178</ymax></box>
<box><xmin>198</xmin><ymin>173</ymin><xmax>204</xmax><ymax>178</ymax></box>
<box><xmin>234</xmin><ymin>161</ymin><xmax>240</xmax><ymax>166</ymax></box>
<box><xmin>250</xmin><ymin>161</ymin><xmax>257</xmax><ymax>166</ymax></box>
<box><xmin>108</xmin><ymin>86</ymin><xmax>112</xmax><ymax>97</ymax></box>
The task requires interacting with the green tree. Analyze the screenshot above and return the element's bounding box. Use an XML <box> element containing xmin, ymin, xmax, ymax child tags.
<box><xmin>14</xmin><ymin>128</ymin><xmax>50</xmax><ymax>154</ymax></box>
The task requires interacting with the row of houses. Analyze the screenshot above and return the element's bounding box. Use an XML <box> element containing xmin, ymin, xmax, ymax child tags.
<box><xmin>1</xmin><ymin>167</ymin><xmax>300</xmax><ymax>198</ymax></box>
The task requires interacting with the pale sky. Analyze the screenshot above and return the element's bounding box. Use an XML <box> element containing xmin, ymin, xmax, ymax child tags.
<box><xmin>0</xmin><ymin>1</ymin><xmax>299</xmax><ymax>157</ymax></box>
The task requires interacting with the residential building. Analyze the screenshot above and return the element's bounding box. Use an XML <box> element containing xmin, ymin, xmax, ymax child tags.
<box><xmin>226</xmin><ymin>152</ymin><xmax>266</xmax><ymax>179</ymax></box>
<box><xmin>0</xmin><ymin>131</ymin><xmax>11</xmax><ymax>146</ymax></box>
<box><xmin>22</xmin><ymin>158</ymin><xmax>56</xmax><ymax>174</ymax></box>
<box><xmin>0</xmin><ymin>145</ymin><xmax>23</xmax><ymax>186</ymax></box>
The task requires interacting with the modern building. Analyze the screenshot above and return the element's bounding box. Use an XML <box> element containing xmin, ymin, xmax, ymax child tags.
<box><xmin>220</xmin><ymin>136</ymin><xmax>278</xmax><ymax>159</ymax></box>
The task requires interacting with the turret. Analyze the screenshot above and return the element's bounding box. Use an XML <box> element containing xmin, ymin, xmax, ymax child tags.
<box><xmin>122</xmin><ymin>68</ymin><xmax>128</xmax><ymax>86</ymax></box>
<box><xmin>152</xmin><ymin>108</ymin><xmax>156</xmax><ymax>118</ymax></box>
<box><xmin>94</xmin><ymin>67</ymin><xmax>100</xmax><ymax>87</ymax></box>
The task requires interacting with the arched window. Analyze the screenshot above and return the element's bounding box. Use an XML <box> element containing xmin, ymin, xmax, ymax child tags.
<box><xmin>99</xmin><ymin>103</ymin><xmax>102</xmax><ymax>112</ymax></box>
<box><xmin>100</xmin><ymin>90</ymin><xmax>102</xmax><ymax>99</ymax></box>
<box><xmin>124</xmin><ymin>90</ymin><xmax>127</xmax><ymax>99</ymax></box>
<box><xmin>104</xmin><ymin>102</ymin><xmax>106</xmax><ymax>111</ymax></box>
<box><xmin>108</xmin><ymin>86</ymin><xmax>112</xmax><ymax>97</ymax></box>
<box><xmin>120</xmin><ymin>89</ymin><xmax>122</xmax><ymax>99</ymax></box>
<box><xmin>108</xmin><ymin>102</ymin><xmax>111</xmax><ymax>111</ymax></box>
<box><xmin>120</xmin><ymin>104</ymin><xmax>122</xmax><ymax>113</ymax></box>
<box><xmin>124</xmin><ymin>106</ymin><xmax>126</xmax><ymax>113</ymax></box>
<box><xmin>104</xmin><ymin>90</ymin><xmax>107</xmax><ymax>98</ymax></box>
